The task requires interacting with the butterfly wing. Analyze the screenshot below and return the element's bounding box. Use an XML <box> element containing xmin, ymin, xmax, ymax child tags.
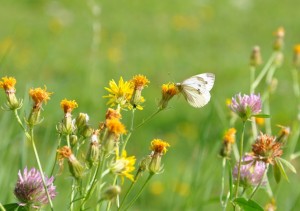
<box><xmin>179</xmin><ymin>73</ymin><xmax>215</xmax><ymax>108</ymax></box>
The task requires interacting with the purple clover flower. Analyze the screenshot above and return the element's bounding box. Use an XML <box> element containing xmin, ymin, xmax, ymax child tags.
<box><xmin>229</xmin><ymin>93</ymin><xmax>262</xmax><ymax>121</ymax></box>
<box><xmin>233</xmin><ymin>155</ymin><xmax>267</xmax><ymax>188</ymax></box>
<box><xmin>14</xmin><ymin>167</ymin><xmax>56</xmax><ymax>208</ymax></box>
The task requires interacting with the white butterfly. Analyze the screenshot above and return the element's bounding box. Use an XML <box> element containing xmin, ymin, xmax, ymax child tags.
<box><xmin>176</xmin><ymin>73</ymin><xmax>215</xmax><ymax>108</ymax></box>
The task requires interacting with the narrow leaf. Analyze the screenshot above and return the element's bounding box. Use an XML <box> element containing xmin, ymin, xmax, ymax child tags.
<box><xmin>275</xmin><ymin>158</ymin><xmax>289</xmax><ymax>182</ymax></box>
<box><xmin>233</xmin><ymin>198</ymin><xmax>264</xmax><ymax>211</ymax></box>
<box><xmin>273</xmin><ymin>161</ymin><xmax>281</xmax><ymax>183</ymax></box>
<box><xmin>277</xmin><ymin>157</ymin><xmax>297</xmax><ymax>173</ymax></box>
<box><xmin>251</xmin><ymin>114</ymin><xmax>270</xmax><ymax>118</ymax></box>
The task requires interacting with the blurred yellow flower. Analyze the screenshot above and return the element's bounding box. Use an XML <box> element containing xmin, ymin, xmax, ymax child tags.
<box><xmin>0</xmin><ymin>76</ymin><xmax>16</xmax><ymax>92</ymax></box>
<box><xmin>109</xmin><ymin>150</ymin><xmax>136</xmax><ymax>182</ymax></box>
<box><xmin>60</xmin><ymin>99</ymin><xmax>78</xmax><ymax>113</ymax></box>
<box><xmin>158</xmin><ymin>83</ymin><xmax>179</xmax><ymax>109</ymax></box>
<box><xmin>150</xmin><ymin>139</ymin><xmax>170</xmax><ymax>155</ymax></box>
<box><xmin>106</xmin><ymin>118</ymin><xmax>127</xmax><ymax>135</ymax></box>
<box><xmin>172</xmin><ymin>15</ymin><xmax>199</xmax><ymax>31</ymax></box>
<box><xmin>107</xmin><ymin>47</ymin><xmax>123</xmax><ymax>64</ymax></box>
<box><xmin>149</xmin><ymin>180</ymin><xmax>165</xmax><ymax>195</ymax></box>
<box><xmin>223</xmin><ymin>128</ymin><xmax>236</xmax><ymax>144</ymax></box>
<box><xmin>104</xmin><ymin>77</ymin><xmax>134</xmax><ymax>109</ymax></box>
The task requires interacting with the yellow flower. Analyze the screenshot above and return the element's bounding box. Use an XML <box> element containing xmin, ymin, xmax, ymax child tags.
<box><xmin>0</xmin><ymin>76</ymin><xmax>16</xmax><ymax>92</ymax></box>
<box><xmin>106</xmin><ymin>118</ymin><xmax>126</xmax><ymax>135</ymax></box>
<box><xmin>131</xmin><ymin>75</ymin><xmax>150</xmax><ymax>90</ymax></box>
<box><xmin>60</xmin><ymin>99</ymin><xmax>78</xmax><ymax>113</ymax></box>
<box><xmin>223</xmin><ymin>128</ymin><xmax>236</xmax><ymax>144</ymax></box>
<box><xmin>150</xmin><ymin>139</ymin><xmax>170</xmax><ymax>155</ymax></box>
<box><xmin>103</xmin><ymin>77</ymin><xmax>134</xmax><ymax>109</ymax></box>
<box><xmin>109</xmin><ymin>150</ymin><xmax>136</xmax><ymax>182</ymax></box>
<box><xmin>158</xmin><ymin>83</ymin><xmax>179</xmax><ymax>109</ymax></box>
<box><xmin>29</xmin><ymin>86</ymin><xmax>52</xmax><ymax>108</ymax></box>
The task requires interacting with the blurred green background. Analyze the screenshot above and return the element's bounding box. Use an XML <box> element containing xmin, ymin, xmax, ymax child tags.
<box><xmin>1</xmin><ymin>0</ymin><xmax>300</xmax><ymax>210</ymax></box>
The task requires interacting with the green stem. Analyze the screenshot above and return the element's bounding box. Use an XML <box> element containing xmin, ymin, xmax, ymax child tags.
<box><xmin>134</xmin><ymin>109</ymin><xmax>162</xmax><ymax>130</ymax></box>
<box><xmin>234</xmin><ymin>122</ymin><xmax>246</xmax><ymax>199</ymax></box>
<box><xmin>123</xmin><ymin>173</ymin><xmax>154</xmax><ymax>211</ymax></box>
<box><xmin>220</xmin><ymin>158</ymin><xmax>227</xmax><ymax>208</ymax></box>
<box><xmin>29</xmin><ymin>128</ymin><xmax>54</xmax><ymax>210</ymax></box>
<box><xmin>249</xmin><ymin>164</ymin><xmax>269</xmax><ymax>200</ymax></box>
<box><xmin>0</xmin><ymin>203</ymin><xmax>5</xmax><ymax>211</ymax></box>
<box><xmin>251</xmin><ymin>52</ymin><xmax>277</xmax><ymax>92</ymax></box>
<box><xmin>118</xmin><ymin>170</ymin><xmax>142</xmax><ymax>211</ymax></box>
<box><xmin>13</xmin><ymin>110</ymin><xmax>30</xmax><ymax>139</ymax></box>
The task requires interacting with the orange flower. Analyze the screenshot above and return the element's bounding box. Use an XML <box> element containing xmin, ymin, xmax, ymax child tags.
<box><xmin>60</xmin><ymin>99</ymin><xmax>78</xmax><ymax>113</ymax></box>
<box><xmin>106</xmin><ymin>118</ymin><xmax>126</xmax><ymax>135</ymax></box>
<box><xmin>150</xmin><ymin>139</ymin><xmax>170</xmax><ymax>155</ymax></box>
<box><xmin>29</xmin><ymin>86</ymin><xmax>52</xmax><ymax>108</ymax></box>
<box><xmin>158</xmin><ymin>83</ymin><xmax>179</xmax><ymax>109</ymax></box>
<box><xmin>0</xmin><ymin>76</ymin><xmax>16</xmax><ymax>92</ymax></box>
<box><xmin>223</xmin><ymin>128</ymin><xmax>236</xmax><ymax>144</ymax></box>
<box><xmin>131</xmin><ymin>74</ymin><xmax>150</xmax><ymax>90</ymax></box>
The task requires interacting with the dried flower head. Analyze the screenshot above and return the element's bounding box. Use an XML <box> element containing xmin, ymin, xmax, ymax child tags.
<box><xmin>232</xmin><ymin>155</ymin><xmax>267</xmax><ymax>188</ymax></box>
<box><xmin>229</xmin><ymin>93</ymin><xmax>262</xmax><ymax>121</ymax></box>
<box><xmin>14</xmin><ymin>167</ymin><xmax>56</xmax><ymax>208</ymax></box>
<box><xmin>158</xmin><ymin>83</ymin><xmax>179</xmax><ymax>109</ymax></box>
<box><xmin>250</xmin><ymin>46</ymin><xmax>262</xmax><ymax>67</ymax></box>
<box><xmin>105</xmin><ymin>108</ymin><xmax>122</xmax><ymax>120</ymax></box>
<box><xmin>60</xmin><ymin>99</ymin><xmax>78</xmax><ymax>114</ymax></box>
<box><xmin>109</xmin><ymin>150</ymin><xmax>136</xmax><ymax>182</ymax></box>
<box><xmin>103</xmin><ymin>77</ymin><xmax>134</xmax><ymax>109</ymax></box>
<box><xmin>252</xmin><ymin>133</ymin><xmax>283</xmax><ymax>165</ymax></box>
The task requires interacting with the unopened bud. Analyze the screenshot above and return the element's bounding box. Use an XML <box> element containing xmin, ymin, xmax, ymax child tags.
<box><xmin>250</xmin><ymin>46</ymin><xmax>262</xmax><ymax>67</ymax></box>
<box><xmin>101</xmin><ymin>185</ymin><xmax>121</xmax><ymax>201</ymax></box>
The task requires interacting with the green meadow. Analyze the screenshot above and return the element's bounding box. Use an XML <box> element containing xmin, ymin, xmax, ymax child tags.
<box><xmin>1</xmin><ymin>0</ymin><xmax>300</xmax><ymax>210</ymax></box>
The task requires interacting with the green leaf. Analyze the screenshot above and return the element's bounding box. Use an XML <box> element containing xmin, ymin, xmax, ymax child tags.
<box><xmin>251</xmin><ymin>114</ymin><xmax>270</xmax><ymax>118</ymax></box>
<box><xmin>277</xmin><ymin>157</ymin><xmax>297</xmax><ymax>174</ymax></box>
<box><xmin>233</xmin><ymin>198</ymin><xmax>264</xmax><ymax>211</ymax></box>
<box><xmin>274</xmin><ymin>157</ymin><xmax>289</xmax><ymax>182</ymax></box>
<box><xmin>273</xmin><ymin>161</ymin><xmax>281</xmax><ymax>183</ymax></box>
<box><xmin>3</xmin><ymin>203</ymin><xmax>19</xmax><ymax>211</ymax></box>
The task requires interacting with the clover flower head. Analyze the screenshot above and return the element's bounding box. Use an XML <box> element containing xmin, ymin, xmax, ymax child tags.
<box><xmin>233</xmin><ymin>155</ymin><xmax>267</xmax><ymax>188</ymax></box>
<box><xmin>14</xmin><ymin>167</ymin><xmax>56</xmax><ymax>208</ymax></box>
<box><xmin>252</xmin><ymin>133</ymin><xmax>283</xmax><ymax>164</ymax></box>
<box><xmin>229</xmin><ymin>93</ymin><xmax>262</xmax><ymax>121</ymax></box>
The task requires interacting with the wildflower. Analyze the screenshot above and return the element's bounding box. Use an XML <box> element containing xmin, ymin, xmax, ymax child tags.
<box><xmin>109</xmin><ymin>150</ymin><xmax>136</xmax><ymax>182</ymax></box>
<box><xmin>105</xmin><ymin>108</ymin><xmax>121</xmax><ymax>120</ymax></box>
<box><xmin>293</xmin><ymin>44</ymin><xmax>300</xmax><ymax>69</ymax></box>
<box><xmin>255</xmin><ymin>117</ymin><xmax>265</xmax><ymax>126</ymax></box>
<box><xmin>158</xmin><ymin>83</ymin><xmax>179</xmax><ymax>109</ymax></box>
<box><xmin>14</xmin><ymin>167</ymin><xmax>56</xmax><ymax>208</ymax></box>
<box><xmin>130</xmin><ymin>74</ymin><xmax>150</xmax><ymax>110</ymax></box>
<box><xmin>0</xmin><ymin>76</ymin><xmax>22</xmax><ymax>109</ymax></box>
<box><xmin>232</xmin><ymin>154</ymin><xmax>267</xmax><ymax>188</ymax></box>
<box><xmin>75</xmin><ymin>113</ymin><xmax>93</xmax><ymax>137</ymax></box>
<box><xmin>102</xmin><ymin>118</ymin><xmax>127</xmax><ymax>153</ymax></box>
<box><xmin>59</xmin><ymin>99</ymin><xmax>78</xmax><ymax>134</ymax></box>
<box><xmin>103</xmin><ymin>77</ymin><xmax>134</xmax><ymax>109</ymax></box>
<box><xmin>229</xmin><ymin>93</ymin><xmax>262</xmax><ymax>122</ymax></box>
<box><xmin>27</xmin><ymin>86</ymin><xmax>53</xmax><ymax>126</ymax></box>
<box><xmin>57</xmin><ymin>146</ymin><xmax>85</xmax><ymax>180</ymax></box>
<box><xmin>250</xmin><ymin>46</ymin><xmax>262</xmax><ymax>67</ymax></box>
<box><xmin>220</xmin><ymin>128</ymin><xmax>236</xmax><ymax>158</ymax></box>
<box><xmin>101</xmin><ymin>185</ymin><xmax>121</xmax><ymax>201</ymax></box>
<box><xmin>252</xmin><ymin>133</ymin><xmax>283</xmax><ymax>165</ymax></box>
<box><xmin>273</xmin><ymin>27</ymin><xmax>285</xmax><ymax>51</ymax></box>
<box><xmin>148</xmin><ymin>139</ymin><xmax>170</xmax><ymax>174</ymax></box>
<box><xmin>86</xmin><ymin>130</ymin><xmax>100</xmax><ymax>167</ymax></box>
<box><xmin>276</xmin><ymin>125</ymin><xmax>290</xmax><ymax>144</ymax></box>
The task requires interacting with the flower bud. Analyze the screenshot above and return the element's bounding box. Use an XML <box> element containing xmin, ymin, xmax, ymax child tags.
<box><xmin>86</xmin><ymin>132</ymin><xmax>100</xmax><ymax>168</ymax></box>
<box><xmin>0</xmin><ymin>76</ymin><xmax>23</xmax><ymax>110</ymax></box>
<box><xmin>101</xmin><ymin>185</ymin><xmax>121</xmax><ymax>201</ymax></box>
<box><xmin>250</xmin><ymin>46</ymin><xmax>262</xmax><ymax>67</ymax></box>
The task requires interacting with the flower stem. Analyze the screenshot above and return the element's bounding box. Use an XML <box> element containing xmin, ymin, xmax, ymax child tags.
<box><xmin>123</xmin><ymin>173</ymin><xmax>154</xmax><ymax>211</ymax></box>
<box><xmin>249</xmin><ymin>164</ymin><xmax>269</xmax><ymax>200</ymax></box>
<box><xmin>29</xmin><ymin>128</ymin><xmax>54</xmax><ymax>210</ymax></box>
<box><xmin>220</xmin><ymin>158</ymin><xmax>227</xmax><ymax>209</ymax></box>
<box><xmin>134</xmin><ymin>109</ymin><xmax>162</xmax><ymax>130</ymax></box>
<box><xmin>234</xmin><ymin>122</ymin><xmax>246</xmax><ymax>199</ymax></box>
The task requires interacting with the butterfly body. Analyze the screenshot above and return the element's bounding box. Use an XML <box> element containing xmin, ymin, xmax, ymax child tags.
<box><xmin>176</xmin><ymin>73</ymin><xmax>215</xmax><ymax>108</ymax></box>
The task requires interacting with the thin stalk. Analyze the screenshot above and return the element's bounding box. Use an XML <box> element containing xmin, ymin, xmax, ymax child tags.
<box><xmin>234</xmin><ymin>122</ymin><xmax>246</xmax><ymax>199</ymax></box>
<box><xmin>13</xmin><ymin>110</ymin><xmax>30</xmax><ymax>139</ymax></box>
<box><xmin>251</xmin><ymin>53</ymin><xmax>277</xmax><ymax>92</ymax></box>
<box><xmin>249</xmin><ymin>164</ymin><xmax>269</xmax><ymax>200</ymax></box>
<box><xmin>220</xmin><ymin>158</ymin><xmax>227</xmax><ymax>208</ymax></box>
<box><xmin>118</xmin><ymin>170</ymin><xmax>142</xmax><ymax>211</ymax></box>
<box><xmin>29</xmin><ymin>128</ymin><xmax>54</xmax><ymax>210</ymax></box>
<box><xmin>0</xmin><ymin>203</ymin><xmax>5</xmax><ymax>211</ymax></box>
<box><xmin>134</xmin><ymin>109</ymin><xmax>162</xmax><ymax>130</ymax></box>
<box><xmin>123</xmin><ymin>173</ymin><xmax>154</xmax><ymax>211</ymax></box>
